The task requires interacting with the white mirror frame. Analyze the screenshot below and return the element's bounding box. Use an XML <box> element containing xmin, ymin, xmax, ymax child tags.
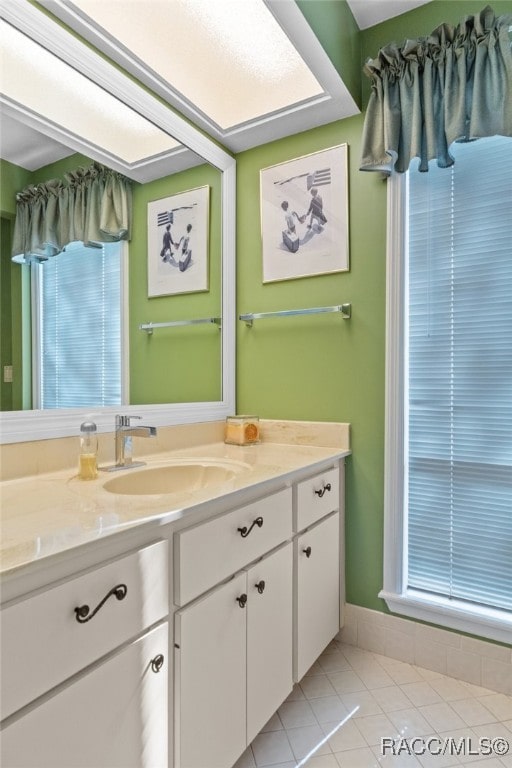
<box><xmin>0</xmin><ymin>0</ymin><xmax>235</xmax><ymax>444</ymax></box>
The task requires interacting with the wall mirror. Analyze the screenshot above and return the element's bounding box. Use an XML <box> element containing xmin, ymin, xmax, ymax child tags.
<box><xmin>0</xmin><ymin>1</ymin><xmax>235</xmax><ymax>444</ymax></box>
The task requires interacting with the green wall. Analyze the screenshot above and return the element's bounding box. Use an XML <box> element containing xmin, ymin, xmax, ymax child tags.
<box><xmin>130</xmin><ymin>163</ymin><xmax>222</xmax><ymax>405</ymax></box>
<box><xmin>236</xmin><ymin>0</ymin><xmax>512</xmax><ymax>618</ymax></box>
<box><xmin>297</xmin><ymin>0</ymin><xmax>361</xmax><ymax>108</ymax></box>
<box><xmin>236</xmin><ymin>115</ymin><xmax>386</xmax><ymax>611</ymax></box>
<box><xmin>0</xmin><ymin>160</ymin><xmax>31</xmax><ymax>410</ymax></box>
<box><xmin>1</xmin><ymin>159</ymin><xmax>31</xmax><ymax>215</ymax></box>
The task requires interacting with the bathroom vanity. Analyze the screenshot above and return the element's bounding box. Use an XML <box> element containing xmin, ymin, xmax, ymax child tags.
<box><xmin>0</xmin><ymin>422</ymin><xmax>349</xmax><ymax>768</ymax></box>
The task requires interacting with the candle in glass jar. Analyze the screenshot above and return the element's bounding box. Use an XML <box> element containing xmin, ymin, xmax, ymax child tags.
<box><xmin>225</xmin><ymin>416</ymin><xmax>260</xmax><ymax>445</ymax></box>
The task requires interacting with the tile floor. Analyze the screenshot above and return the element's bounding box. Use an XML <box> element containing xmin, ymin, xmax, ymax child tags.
<box><xmin>234</xmin><ymin>639</ymin><xmax>512</xmax><ymax>768</ymax></box>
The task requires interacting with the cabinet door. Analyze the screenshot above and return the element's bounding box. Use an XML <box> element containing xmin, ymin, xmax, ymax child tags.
<box><xmin>0</xmin><ymin>622</ymin><xmax>168</xmax><ymax>768</ymax></box>
<box><xmin>295</xmin><ymin>512</ymin><xmax>340</xmax><ymax>681</ymax></box>
<box><xmin>175</xmin><ymin>573</ymin><xmax>247</xmax><ymax>768</ymax></box>
<box><xmin>1</xmin><ymin>540</ymin><xmax>168</xmax><ymax>721</ymax></box>
<box><xmin>246</xmin><ymin>542</ymin><xmax>293</xmax><ymax>744</ymax></box>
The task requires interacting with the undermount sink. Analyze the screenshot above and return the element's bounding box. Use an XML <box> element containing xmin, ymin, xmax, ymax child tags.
<box><xmin>102</xmin><ymin>458</ymin><xmax>250</xmax><ymax>496</ymax></box>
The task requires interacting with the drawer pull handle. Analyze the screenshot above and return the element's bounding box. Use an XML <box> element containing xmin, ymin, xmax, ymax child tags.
<box><xmin>74</xmin><ymin>583</ymin><xmax>128</xmax><ymax>624</ymax></box>
<box><xmin>255</xmin><ymin>580</ymin><xmax>266</xmax><ymax>594</ymax></box>
<box><xmin>237</xmin><ymin>516</ymin><xmax>263</xmax><ymax>538</ymax></box>
<box><xmin>150</xmin><ymin>654</ymin><xmax>165</xmax><ymax>673</ymax></box>
<box><xmin>303</xmin><ymin>546</ymin><xmax>312</xmax><ymax>558</ymax></box>
<box><xmin>236</xmin><ymin>593</ymin><xmax>248</xmax><ymax>608</ymax></box>
<box><xmin>314</xmin><ymin>483</ymin><xmax>332</xmax><ymax>498</ymax></box>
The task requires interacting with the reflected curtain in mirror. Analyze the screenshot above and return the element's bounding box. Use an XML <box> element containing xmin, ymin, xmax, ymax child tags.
<box><xmin>360</xmin><ymin>5</ymin><xmax>512</xmax><ymax>173</ymax></box>
<box><xmin>12</xmin><ymin>162</ymin><xmax>132</xmax><ymax>263</ymax></box>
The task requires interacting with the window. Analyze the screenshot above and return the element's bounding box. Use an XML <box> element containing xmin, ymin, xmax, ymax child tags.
<box><xmin>33</xmin><ymin>241</ymin><xmax>123</xmax><ymax>409</ymax></box>
<box><xmin>382</xmin><ymin>136</ymin><xmax>512</xmax><ymax>643</ymax></box>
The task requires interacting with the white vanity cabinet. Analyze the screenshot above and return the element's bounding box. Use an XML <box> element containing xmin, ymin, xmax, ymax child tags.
<box><xmin>295</xmin><ymin>512</ymin><xmax>340</xmax><ymax>681</ymax></box>
<box><xmin>173</xmin><ymin>489</ymin><xmax>294</xmax><ymax>768</ymax></box>
<box><xmin>1</xmin><ymin>622</ymin><xmax>169</xmax><ymax>768</ymax></box>
<box><xmin>0</xmin><ymin>540</ymin><xmax>168</xmax><ymax>720</ymax></box>
<box><xmin>294</xmin><ymin>466</ymin><xmax>342</xmax><ymax>681</ymax></box>
<box><xmin>246</xmin><ymin>542</ymin><xmax>293</xmax><ymax>744</ymax></box>
<box><xmin>175</xmin><ymin>572</ymin><xmax>247</xmax><ymax>768</ymax></box>
<box><xmin>173</xmin><ymin>462</ymin><xmax>344</xmax><ymax>768</ymax></box>
<box><xmin>175</xmin><ymin>543</ymin><xmax>293</xmax><ymax>768</ymax></box>
<box><xmin>173</xmin><ymin>488</ymin><xmax>292</xmax><ymax>606</ymax></box>
<box><xmin>0</xmin><ymin>451</ymin><xmax>347</xmax><ymax>768</ymax></box>
<box><xmin>0</xmin><ymin>540</ymin><xmax>169</xmax><ymax>768</ymax></box>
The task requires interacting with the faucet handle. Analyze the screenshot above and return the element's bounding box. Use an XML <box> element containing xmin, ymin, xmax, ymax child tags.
<box><xmin>115</xmin><ymin>414</ymin><xmax>142</xmax><ymax>427</ymax></box>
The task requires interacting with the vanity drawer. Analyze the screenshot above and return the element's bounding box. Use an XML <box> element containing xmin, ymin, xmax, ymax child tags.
<box><xmin>296</xmin><ymin>467</ymin><xmax>339</xmax><ymax>531</ymax></box>
<box><xmin>174</xmin><ymin>488</ymin><xmax>292</xmax><ymax>606</ymax></box>
<box><xmin>0</xmin><ymin>540</ymin><xmax>168</xmax><ymax>720</ymax></box>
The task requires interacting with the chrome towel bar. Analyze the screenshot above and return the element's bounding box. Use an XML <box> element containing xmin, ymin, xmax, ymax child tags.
<box><xmin>239</xmin><ymin>303</ymin><xmax>351</xmax><ymax>328</ymax></box>
<box><xmin>139</xmin><ymin>317</ymin><xmax>221</xmax><ymax>334</ymax></box>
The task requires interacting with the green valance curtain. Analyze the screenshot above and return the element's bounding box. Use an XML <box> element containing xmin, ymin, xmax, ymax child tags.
<box><xmin>12</xmin><ymin>162</ymin><xmax>132</xmax><ymax>264</ymax></box>
<box><xmin>360</xmin><ymin>6</ymin><xmax>512</xmax><ymax>173</ymax></box>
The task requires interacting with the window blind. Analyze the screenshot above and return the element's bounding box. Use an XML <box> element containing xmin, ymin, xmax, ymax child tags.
<box><xmin>39</xmin><ymin>241</ymin><xmax>121</xmax><ymax>409</ymax></box>
<box><xmin>407</xmin><ymin>136</ymin><xmax>512</xmax><ymax>612</ymax></box>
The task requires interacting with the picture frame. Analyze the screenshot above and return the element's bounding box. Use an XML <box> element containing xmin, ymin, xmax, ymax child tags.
<box><xmin>147</xmin><ymin>185</ymin><xmax>210</xmax><ymax>297</ymax></box>
<box><xmin>260</xmin><ymin>144</ymin><xmax>349</xmax><ymax>283</ymax></box>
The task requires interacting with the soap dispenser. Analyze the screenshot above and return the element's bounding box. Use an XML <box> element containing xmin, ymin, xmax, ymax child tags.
<box><xmin>79</xmin><ymin>421</ymin><xmax>98</xmax><ymax>480</ymax></box>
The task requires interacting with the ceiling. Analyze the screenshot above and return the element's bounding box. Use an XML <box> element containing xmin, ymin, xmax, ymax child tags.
<box><xmin>1</xmin><ymin>0</ymin><xmax>431</xmax><ymax>173</ymax></box>
<box><xmin>347</xmin><ymin>0</ymin><xmax>431</xmax><ymax>30</ymax></box>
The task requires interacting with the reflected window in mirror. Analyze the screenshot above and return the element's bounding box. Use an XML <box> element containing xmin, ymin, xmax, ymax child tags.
<box><xmin>32</xmin><ymin>241</ymin><xmax>125</xmax><ymax>409</ymax></box>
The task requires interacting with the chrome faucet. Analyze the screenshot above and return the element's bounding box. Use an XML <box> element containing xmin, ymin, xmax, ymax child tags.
<box><xmin>111</xmin><ymin>414</ymin><xmax>157</xmax><ymax>470</ymax></box>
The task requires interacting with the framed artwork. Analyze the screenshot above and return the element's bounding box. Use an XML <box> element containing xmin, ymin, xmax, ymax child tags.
<box><xmin>260</xmin><ymin>144</ymin><xmax>349</xmax><ymax>283</ymax></box>
<box><xmin>147</xmin><ymin>185</ymin><xmax>209</xmax><ymax>297</ymax></box>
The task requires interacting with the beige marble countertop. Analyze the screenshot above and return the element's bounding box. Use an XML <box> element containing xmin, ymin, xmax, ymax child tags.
<box><xmin>0</xmin><ymin>421</ymin><xmax>350</xmax><ymax>576</ymax></box>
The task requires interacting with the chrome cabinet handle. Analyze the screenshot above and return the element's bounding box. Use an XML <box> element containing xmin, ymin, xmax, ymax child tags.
<box><xmin>314</xmin><ymin>483</ymin><xmax>332</xmax><ymax>498</ymax></box>
<box><xmin>255</xmin><ymin>580</ymin><xmax>266</xmax><ymax>594</ymax></box>
<box><xmin>74</xmin><ymin>584</ymin><xmax>127</xmax><ymax>623</ymax></box>
<box><xmin>236</xmin><ymin>593</ymin><xmax>248</xmax><ymax>608</ymax></box>
<box><xmin>303</xmin><ymin>546</ymin><xmax>312</xmax><ymax>558</ymax></box>
<box><xmin>237</xmin><ymin>516</ymin><xmax>263</xmax><ymax>538</ymax></box>
<box><xmin>150</xmin><ymin>654</ymin><xmax>165</xmax><ymax>673</ymax></box>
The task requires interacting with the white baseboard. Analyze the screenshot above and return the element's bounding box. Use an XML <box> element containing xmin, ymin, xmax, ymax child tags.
<box><xmin>337</xmin><ymin>603</ymin><xmax>512</xmax><ymax>696</ymax></box>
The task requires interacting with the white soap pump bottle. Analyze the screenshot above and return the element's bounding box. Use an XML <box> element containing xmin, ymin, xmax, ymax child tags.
<box><xmin>79</xmin><ymin>421</ymin><xmax>98</xmax><ymax>480</ymax></box>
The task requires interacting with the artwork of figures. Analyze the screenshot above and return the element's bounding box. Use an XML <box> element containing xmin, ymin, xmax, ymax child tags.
<box><xmin>147</xmin><ymin>186</ymin><xmax>209</xmax><ymax>297</ymax></box>
<box><xmin>260</xmin><ymin>145</ymin><xmax>349</xmax><ymax>283</ymax></box>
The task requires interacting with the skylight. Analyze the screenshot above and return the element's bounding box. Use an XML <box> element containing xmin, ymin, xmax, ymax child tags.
<box><xmin>64</xmin><ymin>0</ymin><xmax>325</xmax><ymax>129</ymax></box>
<box><xmin>0</xmin><ymin>20</ymin><xmax>179</xmax><ymax>165</ymax></box>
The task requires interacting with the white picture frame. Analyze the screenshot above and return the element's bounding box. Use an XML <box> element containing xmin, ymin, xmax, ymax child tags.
<box><xmin>147</xmin><ymin>185</ymin><xmax>209</xmax><ymax>297</ymax></box>
<box><xmin>260</xmin><ymin>144</ymin><xmax>349</xmax><ymax>283</ymax></box>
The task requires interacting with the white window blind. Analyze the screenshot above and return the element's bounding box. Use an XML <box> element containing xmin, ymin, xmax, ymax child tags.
<box><xmin>38</xmin><ymin>241</ymin><xmax>122</xmax><ymax>409</ymax></box>
<box><xmin>407</xmin><ymin>136</ymin><xmax>512</xmax><ymax>613</ymax></box>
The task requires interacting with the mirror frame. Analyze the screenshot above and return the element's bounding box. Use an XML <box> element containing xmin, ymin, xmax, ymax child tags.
<box><xmin>0</xmin><ymin>0</ymin><xmax>236</xmax><ymax>444</ymax></box>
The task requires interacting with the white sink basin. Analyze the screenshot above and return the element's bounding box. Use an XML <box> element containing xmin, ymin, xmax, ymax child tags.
<box><xmin>102</xmin><ymin>458</ymin><xmax>249</xmax><ymax>496</ymax></box>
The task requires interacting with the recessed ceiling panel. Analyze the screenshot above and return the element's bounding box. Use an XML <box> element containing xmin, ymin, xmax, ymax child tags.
<box><xmin>0</xmin><ymin>20</ymin><xmax>180</xmax><ymax>166</ymax></box>
<box><xmin>63</xmin><ymin>0</ymin><xmax>325</xmax><ymax>129</ymax></box>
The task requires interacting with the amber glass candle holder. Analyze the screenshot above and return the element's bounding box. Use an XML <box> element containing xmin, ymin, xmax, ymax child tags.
<box><xmin>225</xmin><ymin>416</ymin><xmax>260</xmax><ymax>446</ymax></box>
